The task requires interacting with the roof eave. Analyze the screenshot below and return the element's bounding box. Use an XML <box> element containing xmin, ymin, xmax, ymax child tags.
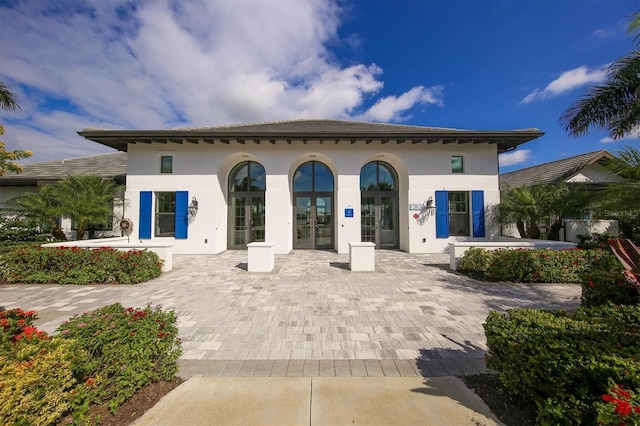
<box><xmin>78</xmin><ymin>129</ymin><xmax>544</xmax><ymax>153</ymax></box>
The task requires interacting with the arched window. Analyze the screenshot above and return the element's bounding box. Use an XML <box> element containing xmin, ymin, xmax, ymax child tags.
<box><xmin>360</xmin><ymin>161</ymin><xmax>397</xmax><ymax>191</ymax></box>
<box><xmin>229</xmin><ymin>161</ymin><xmax>266</xmax><ymax>192</ymax></box>
<box><xmin>293</xmin><ymin>161</ymin><xmax>334</xmax><ymax>192</ymax></box>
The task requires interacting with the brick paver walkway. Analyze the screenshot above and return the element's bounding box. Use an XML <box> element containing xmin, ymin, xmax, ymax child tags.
<box><xmin>1</xmin><ymin>250</ymin><xmax>581</xmax><ymax>378</ymax></box>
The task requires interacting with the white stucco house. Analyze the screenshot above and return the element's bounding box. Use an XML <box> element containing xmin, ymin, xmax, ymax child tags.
<box><xmin>78</xmin><ymin>119</ymin><xmax>543</xmax><ymax>255</ymax></box>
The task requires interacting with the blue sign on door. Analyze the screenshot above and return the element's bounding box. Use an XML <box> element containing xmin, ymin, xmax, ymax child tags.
<box><xmin>345</xmin><ymin>208</ymin><xmax>354</xmax><ymax>218</ymax></box>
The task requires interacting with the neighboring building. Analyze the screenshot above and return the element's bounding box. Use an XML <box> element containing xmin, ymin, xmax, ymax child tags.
<box><xmin>79</xmin><ymin>119</ymin><xmax>543</xmax><ymax>254</ymax></box>
<box><xmin>500</xmin><ymin>150</ymin><xmax>620</xmax><ymax>188</ymax></box>
<box><xmin>499</xmin><ymin>150</ymin><xmax>622</xmax><ymax>241</ymax></box>
<box><xmin>0</xmin><ymin>152</ymin><xmax>127</xmax><ymax>239</ymax></box>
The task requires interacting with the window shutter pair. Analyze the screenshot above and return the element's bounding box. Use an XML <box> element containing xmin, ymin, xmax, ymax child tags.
<box><xmin>434</xmin><ymin>190</ymin><xmax>485</xmax><ymax>238</ymax></box>
<box><xmin>139</xmin><ymin>191</ymin><xmax>189</xmax><ymax>239</ymax></box>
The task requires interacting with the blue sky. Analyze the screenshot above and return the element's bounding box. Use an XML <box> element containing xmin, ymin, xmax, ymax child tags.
<box><xmin>0</xmin><ymin>0</ymin><xmax>638</xmax><ymax>172</ymax></box>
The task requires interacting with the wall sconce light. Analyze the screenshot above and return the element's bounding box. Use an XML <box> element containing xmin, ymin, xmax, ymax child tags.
<box><xmin>425</xmin><ymin>196</ymin><xmax>435</xmax><ymax>211</ymax></box>
<box><xmin>188</xmin><ymin>197</ymin><xmax>199</xmax><ymax>220</ymax></box>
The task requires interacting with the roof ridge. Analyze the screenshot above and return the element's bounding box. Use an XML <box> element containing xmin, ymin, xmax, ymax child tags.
<box><xmin>172</xmin><ymin>118</ymin><xmax>471</xmax><ymax>132</ymax></box>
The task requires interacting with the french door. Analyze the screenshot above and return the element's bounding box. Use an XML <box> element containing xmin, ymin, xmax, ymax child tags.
<box><xmin>229</xmin><ymin>196</ymin><xmax>265</xmax><ymax>249</ymax></box>
<box><xmin>361</xmin><ymin>194</ymin><xmax>398</xmax><ymax>249</ymax></box>
<box><xmin>294</xmin><ymin>195</ymin><xmax>333</xmax><ymax>249</ymax></box>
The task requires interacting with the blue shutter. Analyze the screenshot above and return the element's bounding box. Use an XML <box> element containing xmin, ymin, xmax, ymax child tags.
<box><xmin>175</xmin><ymin>191</ymin><xmax>188</xmax><ymax>239</ymax></box>
<box><xmin>472</xmin><ymin>190</ymin><xmax>485</xmax><ymax>238</ymax></box>
<box><xmin>139</xmin><ymin>191</ymin><xmax>152</xmax><ymax>239</ymax></box>
<box><xmin>435</xmin><ymin>190</ymin><xmax>449</xmax><ymax>238</ymax></box>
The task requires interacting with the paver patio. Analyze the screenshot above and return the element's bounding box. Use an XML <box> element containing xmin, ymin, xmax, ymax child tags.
<box><xmin>0</xmin><ymin>250</ymin><xmax>581</xmax><ymax>377</ymax></box>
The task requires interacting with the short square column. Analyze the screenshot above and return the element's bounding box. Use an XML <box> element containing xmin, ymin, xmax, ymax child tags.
<box><xmin>247</xmin><ymin>242</ymin><xmax>275</xmax><ymax>272</ymax></box>
<box><xmin>349</xmin><ymin>242</ymin><xmax>375</xmax><ymax>271</ymax></box>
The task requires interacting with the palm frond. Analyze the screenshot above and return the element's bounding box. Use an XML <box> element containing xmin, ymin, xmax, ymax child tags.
<box><xmin>0</xmin><ymin>82</ymin><xmax>20</xmax><ymax>112</ymax></box>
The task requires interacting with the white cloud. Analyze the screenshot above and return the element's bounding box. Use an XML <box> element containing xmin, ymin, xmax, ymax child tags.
<box><xmin>362</xmin><ymin>86</ymin><xmax>444</xmax><ymax>122</ymax></box>
<box><xmin>520</xmin><ymin>66</ymin><xmax>608</xmax><ymax>104</ymax></box>
<box><xmin>600</xmin><ymin>126</ymin><xmax>640</xmax><ymax>143</ymax></box>
<box><xmin>499</xmin><ymin>149</ymin><xmax>532</xmax><ymax>167</ymax></box>
<box><xmin>0</xmin><ymin>0</ymin><xmax>442</xmax><ymax>161</ymax></box>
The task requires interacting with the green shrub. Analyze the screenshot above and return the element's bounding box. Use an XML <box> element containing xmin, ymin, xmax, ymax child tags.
<box><xmin>484</xmin><ymin>305</ymin><xmax>640</xmax><ymax>424</ymax></box>
<box><xmin>581</xmin><ymin>252</ymin><xmax>640</xmax><ymax>307</ymax></box>
<box><xmin>577</xmin><ymin>232</ymin><xmax>616</xmax><ymax>249</ymax></box>
<box><xmin>457</xmin><ymin>247</ymin><xmax>608</xmax><ymax>283</ymax></box>
<box><xmin>0</xmin><ymin>246</ymin><xmax>162</xmax><ymax>284</ymax></box>
<box><xmin>57</xmin><ymin>303</ymin><xmax>182</xmax><ymax>412</ymax></box>
<box><xmin>456</xmin><ymin>247</ymin><xmax>494</xmax><ymax>276</ymax></box>
<box><xmin>0</xmin><ymin>218</ymin><xmax>54</xmax><ymax>243</ymax></box>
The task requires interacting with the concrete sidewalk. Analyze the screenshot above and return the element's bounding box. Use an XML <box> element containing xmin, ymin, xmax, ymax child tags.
<box><xmin>133</xmin><ymin>376</ymin><xmax>502</xmax><ymax>426</ymax></box>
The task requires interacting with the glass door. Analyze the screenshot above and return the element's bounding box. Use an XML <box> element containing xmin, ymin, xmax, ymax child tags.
<box><xmin>229</xmin><ymin>196</ymin><xmax>265</xmax><ymax>248</ymax></box>
<box><xmin>230</xmin><ymin>196</ymin><xmax>247</xmax><ymax>248</ymax></box>
<box><xmin>294</xmin><ymin>195</ymin><xmax>333</xmax><ymax>249</ymax></box>
<box><xmin>360</xmin><ymin>194</ymin><xmax>398</xmax><ymax>249</ymax></box>
<box><xmin>315</xmin><ymin>196</ymin><xmax>333</xmax><ymax>249</ymax></box>
<box><xmin>379</xmin><ymin>196</ymin><xmax>396</xmax><ymax>248</ymax></box>
<box><xmin>250</xmin><ymin>196</ymin><xmax>265</xmax><ymax>243</ymax></box>
<box><xmin>361</xmin><ymin>196</ymin><xmax>376</xmax><ymax>244</ymax></box>
<box><xmin>295</xmin><ymin>196</ymin><xmax>313</xmax><ymax>249</ymax></box>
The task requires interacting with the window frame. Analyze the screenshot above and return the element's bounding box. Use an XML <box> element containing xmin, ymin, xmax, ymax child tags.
<box><xmin>155</xmin><ymin>192</ymin><xmax>176</xmax><ymax>237</ymax></box>
<box><xmin>451</xmin><ymin>155</ymin><xmax>464</xmax><ymax>174</ymax></box>
<box><xmin>160</xmin><ymin>155</ymin><xmax>173</xmax><ymax>174</ymax></box>
<box><xmin>448</xmin><ymin>191</ymin><xmax>470</xmax><ymax>236</ymax></box>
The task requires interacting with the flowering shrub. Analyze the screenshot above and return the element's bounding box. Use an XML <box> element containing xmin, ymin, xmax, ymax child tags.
<box><xmin>0</xmin><ymin>308</ymin><xmax>87</xmax><ymax>425</ymax></box>
<box><xmin>0</xmin><ymin>246</ymin><xmax>162</xmax><ymax>284</ymax></box>
<box><xmin>484</xmin><ymin>305</ymin><xmax>640</xmax><ymax>424</ymax></box>
<box><xmin>57</xmin><ymin>303</ymin><xmax>182</xmax><ymax>412</ymax></box>
<box><xmin>582</xmin><ymin>249</ymin><xmax>640</xmax><ymax>307</ymax></box>
<box><xmin>457</xmin><ymin>247</ymin><xmax>609</xmax><ymax>283</ymax></box>
<box><xmin>0</xmin><ymin>307</ymin><xmax>39</xmax><ymax>346</ymax></box>
<box><xmin>596</xmin><ymin>381</ymin><xmax>640</xmax><ymax>425</ymax></box>
<box><xmin>1</xmin><ymin>304</ymin><xmax>182</xmax><ymax>423</ymax></box>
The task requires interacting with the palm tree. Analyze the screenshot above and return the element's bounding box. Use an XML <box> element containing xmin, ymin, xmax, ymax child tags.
<box><xmin>495</xmin><ymin>183</ymin><xmax>592</xmax><ymax>240</ymax></box>
<box><xmin>592</xmin><ymin>146</ymin><xmax>640</xmax><ymax>241</ymax></box>
<box><xmin>0</xmin><ymin>81</ymin><xmax>31</xmax><ymax>175</ymax></box>
<box><xmin>3</xmin><ymin>184</ymin><xmax>66</xmax><ymax>240</ymax></box>
<box><xmin>495</xmin><ymin>185</ymin><xmax>545</xmax><ymax>238</ymax></box>
<box><xmin>54</xmin><ymin>175</ymin><xmax>123</xmax><ymax>240</ymax></box>
<box><xmin>3</xmin><ymin>175</ymin><xmax>123</xmax><ymax>241</ymax></box>
<box><xmin>561</xmin><ymin>12</ymin><xmax>640</xmax><ymax>140</ymax></box>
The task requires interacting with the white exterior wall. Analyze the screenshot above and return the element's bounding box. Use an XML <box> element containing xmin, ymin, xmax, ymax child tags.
<box><xmin>0</xmin><ymin>186</ymin><xmax>38</xmax><ymax>206</ymax></box>
<box><xmin>125</xmin><ymin>140</ymin><xmax>501</xmax><ymax>254</ymax></box>
<box><xmin>566</xmin><ymin>163</ymin><xmax>622</xmax><ymax>184</ymax></box>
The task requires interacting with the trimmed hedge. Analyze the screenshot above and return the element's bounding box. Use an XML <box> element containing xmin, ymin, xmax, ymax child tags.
<box><xmin>457</xmin><ymin>247</ymin><xmax>611</xmax><ymax>283</ymax></box>
<box><xmin>484</xmin><ymin>305</ymin><xmax>640</xmax><ymax>424</ymax></box>
<box><xmin>0</xmin><ymin>246</ymin><xmax>162</xmax><ymax>284</ymax></box>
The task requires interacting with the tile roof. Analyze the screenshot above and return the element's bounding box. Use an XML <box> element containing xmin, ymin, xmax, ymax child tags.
<box><xmin>499</xmin><ymin>150</ymin><xmax>614</xmax><ymax>189</ymax></box>
<box><xmin>78</xmin><ymin>118</ymin><xmax>543</xmax><ymax>154</ymax></box>
<box><xmin>0</xmin><ymin>151</ymin><xmax>126</xmax><ymax>186</ymax></box>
